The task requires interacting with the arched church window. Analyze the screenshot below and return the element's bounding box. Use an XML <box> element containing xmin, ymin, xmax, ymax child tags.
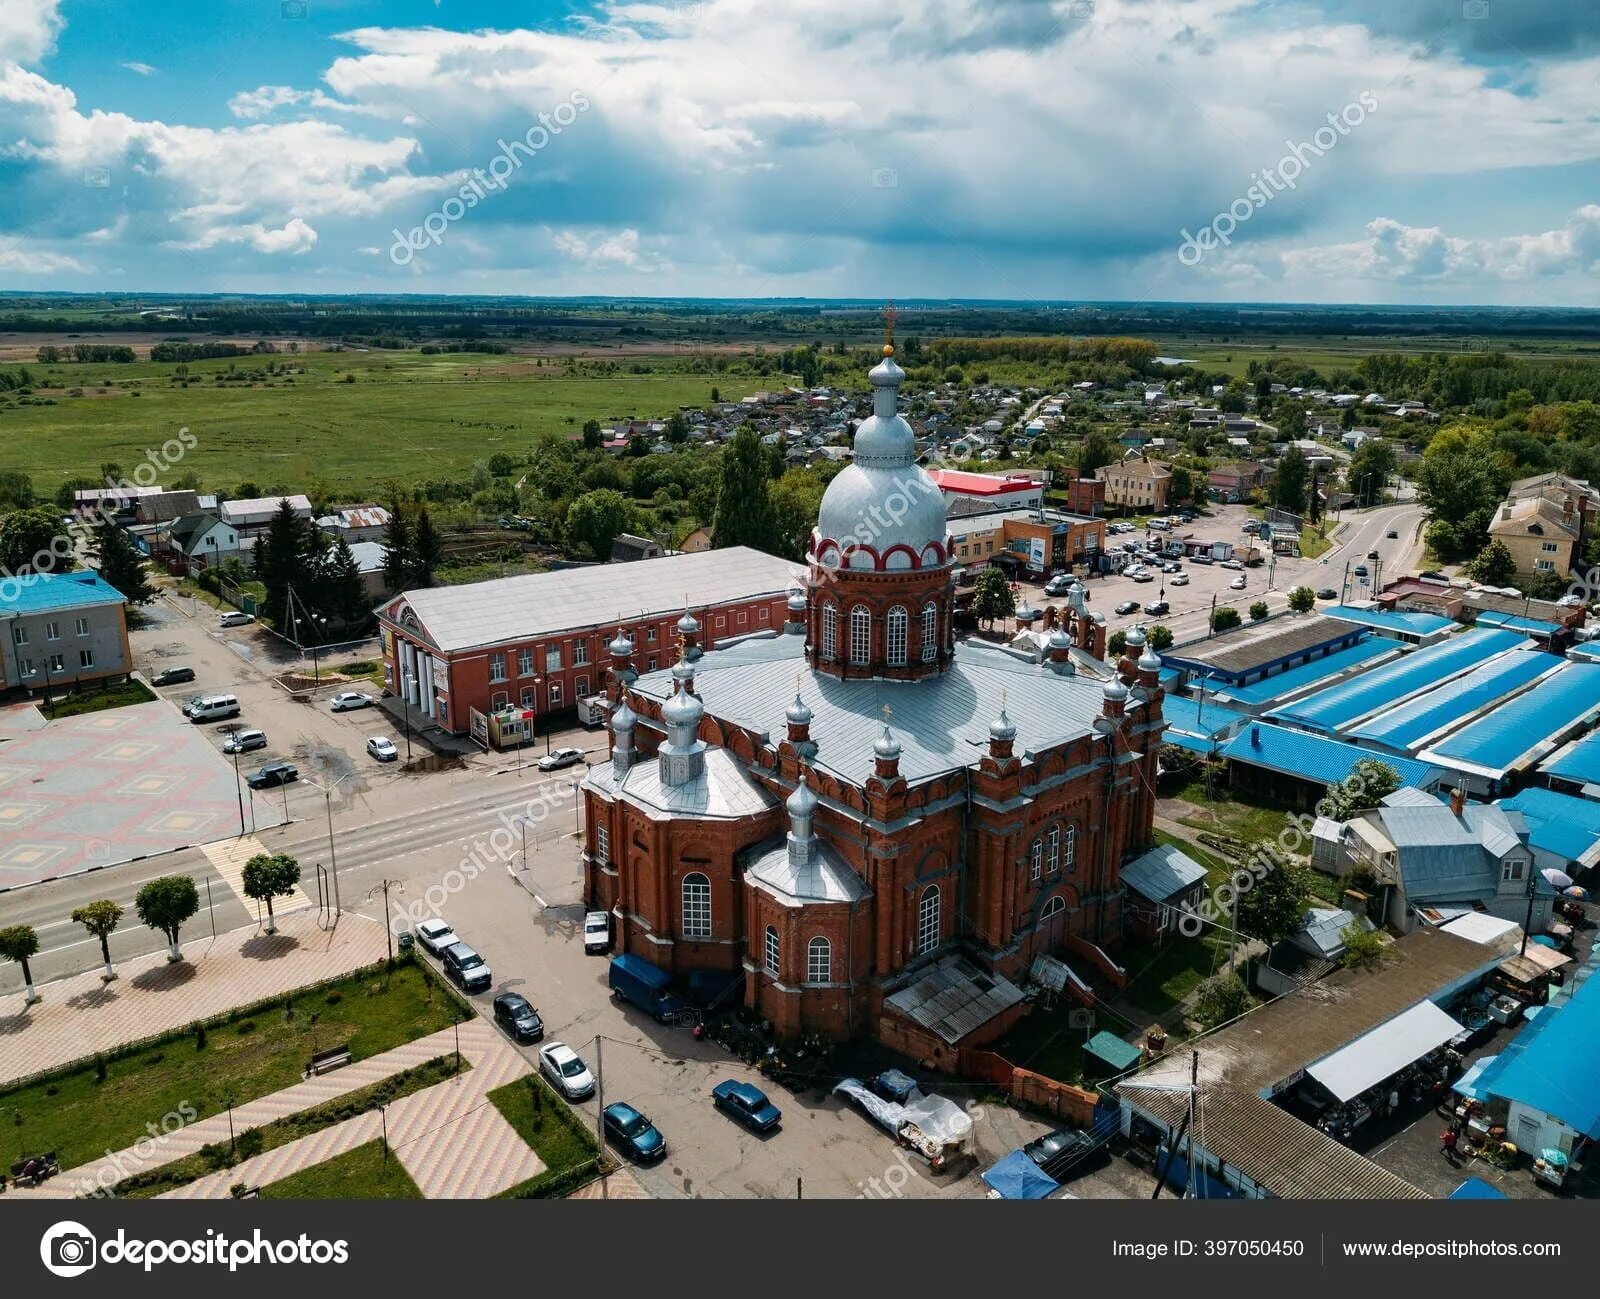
<box><xmin>822</xmin><ymin>603</ymin><xmax>838</xmax><ymax>661</ymax></box>
<box><xmin>682</xmin><ymin>873</ymin><xmax>711</xmax><ymax>939</ymax></box>
<box><xmin>921</xmin><ymin>602</ymin><xmax>938</xmax><ymax>662</ymax></box>
<box><xmin>850</xmin><ymin>605</ymin><xmax>871</xmax><ymax>666</ymax></box>
<box><xmin>917</xmin><ymin>885</ymin><xmax>940</xmax><ymax>956</ymax></box>
<box><xmin>807</xmin><ymin>936</ymin><xmax>831</xmax><ymax>984</ymax></box>
<box><xmin>887</xmin><ymin>606</ymin><xmax>908</xmax><ymax>666</ymax></box>
<box><xmin>765</xmin><ymin>925</ymin><xmax>781</xmax><ymax>976</ymax></box>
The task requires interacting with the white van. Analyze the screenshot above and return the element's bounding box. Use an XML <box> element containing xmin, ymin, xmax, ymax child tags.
<box><xmin>1147</xmin><ymin>519</ymin><xmax>1170</xmax><ymax>532</ymax></box>
<box><xmin>184</xmin><ymin>694</ymin><xmax>241</xmax><ymax>723</ymax></box>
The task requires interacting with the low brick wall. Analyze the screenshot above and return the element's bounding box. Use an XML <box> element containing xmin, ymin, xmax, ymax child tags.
<box><xmin>1009</xmin><ymin>1067</ymin><xmax>1101</xmax><ymax>1126</ymax></box>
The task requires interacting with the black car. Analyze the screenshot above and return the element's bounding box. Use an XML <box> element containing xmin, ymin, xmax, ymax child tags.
<box><xmin>150</xmin><ymin>666</ymin><xmax>196</xmax><ymax>687</ymax></box>
<box><xmin>492</xmin><ymin>992</ymin><xmax>544</xmax><ymax>1042</ymax></box>
<box><xmin>1115</xmin><ymin>600</ymin><xmax>1140</xmax><ymax>615</ymax></box>
<box><xmin>245</xmin><ymin>762</ymin><xmax>298</xmax><ymax>789</ymax></box>
<box><xmin>1143</xmin><ymin>600</ymin><xmax>1169</xmax><ymax>616</ymax></box>
<box><xmin>1317</xmin><ymin>587</ymin><xmax>1338</xmax><ymax>600</ymax></box>
<box><xmin>1386</xmin><ymin>529</ymin><xmax>1399</xmax><ymax>539</ymax></box>
<box><xmin>1023</xmin><ymin>1127</ymin><xmax>1108</xmax><ymax>1181</ymax></box>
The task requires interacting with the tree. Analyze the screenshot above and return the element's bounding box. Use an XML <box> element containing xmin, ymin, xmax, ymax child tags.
<box><xmin>711</xmin><ymin>427</ymin><xmax>779</xmax><ymax>553</ymax></box>
<box><xmin>241</xmin><ymin>852</ymin><xmax>302</xmax><ymax>935</ymax></box>
<box><xmin>567</xmin><ymin>489</ymin><xmax>635</xmax><ymax>561</ymax></box>
<box><xmin>665</xmin><ymin>411</ymin><xmax>690</xmax><ymax>444</ymax></box>
<box><xmin>1465</xmin><ymin>538</ymin><xmax>1516</xmax><ymax>587</ymax></box>
<box><xmin>317</xmin><ymin>536</ymin><xmax>369</xmax><ymax>626</ymax></box>
<box><xmin>1287</xmin><ymin>585</ymin><xmax>1316</xmax><ymax>613</ymax></box>
<box><xmin>381</xmin><ymin>501</ymin><xmax>413</xmax><ymax>594</ymax></box>
<box><xmin>1249</xmin><ymin>600</ymin><xmax>1270</xmax><ymax>621</ymax></box>
<box><xmin>971</xmin><ymin>566</ymin><xmax>1016</xmax><ymax>628</ymax></box>
<box><xmin>1346</xmin><ymin>437</ymin><xmax>1397</xmax><ymax>506</ymax></box>
<box><xmin>1147</xmin><ymin>624</ymin><xmax>1174</xmax><ymax>650</ymax></box>
<box><xmin>1520</xmin><ymin>568</ymin><xmax>1569</xmax><ymax>600</ymax></box>
<box><xmin>1192</xmin><ymin>971</ymin><xmax>1251</xmax><ymax>1029</ymax></box>
<box><xmin>1211</xmin><ymin>605</ymin><xmax>1241</xmax><ymax>633</ymax></box>
<box><xmin>1078</xmin><ymin>430</ymin><xmax>1116</xmax><ymax>480</ymax></box>
<box><xmin>769</xmin><ymin>469</ymin><xmax>826</xmax><ymax>562</ymax></box>
<box><xmin>0</xmin><ymin>924</ymin><xmax>40</xmax><ymax>1004</ymax></box>
<box><xmin>1273</xmin><ymin>446</ymin><xmax>1308</xmax><ymax>514</ymax></box>
<box><xmin>1416</xmin><ymin>424</ymin><xmax>1508</xmax><ymax>560</ymax></box>
<box><xmin>1274</xmin><ymin>399</ymin><xmax>1307</xmax><ymax>441</ymax></box>
<box><xmin>1169</xmin><ymin>465</ymin><xmax>1194</xmax><ymax>505</ymax></box>
<box><xmin>254</xmin><ymin>498</ymin><xmax>311</xmax><ymax>628</ymax></box>
<box><xmin>1236</xmin><ymin>860</ymin><xmax>1311</xmax><ymax>947</ymax></box>
<box><xmin>1339</xmin><ymin>923</ymin><xmax>1386</xmax><ymax>969</ymax></box>
<box><xmin>89</xmin><ymin>518</ymin><xmax>153</xmax><ymax>604</ymax></box>
<box><xmin>1319</xmin><ymin>758</ymin><xmax>1402</xmax><ymax>821</ymax></box>
<box><xmin>71</xmin><ymin>900</ymin><xmax>123</xmax><ymax>982</ymax></box>
<box><xmin>411</xmin><ymin>509</ymin><xmax>444</xmax><ymax>586</ymax></box>
<box><xmin>0</xmin><ymin>505</ymin><xmax>72</xmax><ymax>576</ymax></box>
<box><xmin>1107</xmin><ymin>629</ymin><xmax>1127</xmax><ymax>659</ymax></box>
<box><xmin>581</xmin><ymin>418</ymin><xmax>603</xmax><ymax>450</ymax></box>
<box><xmin>135</xmin><ymin>875</ymin><xmax>200</xmax><ymax>963</ymax></box>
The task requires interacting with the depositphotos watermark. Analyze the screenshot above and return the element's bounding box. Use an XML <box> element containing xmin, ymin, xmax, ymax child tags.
<box><xmin>41</xmin><ymin>1221</ymin><xmax>348</xmax><ymax>1277</ymax></box>
<box><xmin>1177</xmin><ymin>91</ymin><xmax>1379</xmax><ymax>266</ymax></box>
<box><xmin>389</xmin><ymin>92</ymin><xmax>591</xmax><ymax>266</ymax></box>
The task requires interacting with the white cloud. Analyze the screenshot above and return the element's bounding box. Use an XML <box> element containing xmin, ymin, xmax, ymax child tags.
<box><xmin>0</xmin><ymin>241</ymin><xmax>87</xmax><ymax>274</ymax></box>
<box><xmin>549</xmin><ymin>226</ymin><xmax>659</xmax><ymax>270</ymax></box>
<box><xmin>120</xmin><ymin>62</ymin><xmax>157</xmax><ymax>77</ymax></box>
<box><xmin>171</xmin><ymin>216</ymin><xmax>319</xmax><ymax>255</ymax></box>
<box><xmin>0</xmin><ymin>0</ymin><xmax>63</xmax><ymax>65</ymax></box>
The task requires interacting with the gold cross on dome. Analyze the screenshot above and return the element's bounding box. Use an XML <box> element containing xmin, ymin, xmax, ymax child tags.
<box><xmin>882</xmin><ymin>704</ymin><xmax>893</xmax><ymax>724</ymax></box>
<box><xmin>883</xmin><ymin>300</ymin><xmax>896</xmax><ymax>348</ymax></box>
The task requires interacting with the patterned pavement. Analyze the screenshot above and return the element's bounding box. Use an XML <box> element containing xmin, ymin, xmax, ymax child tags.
<box><xmin>0</xmin><ymin>908</ymin><xmax>381</xmax><ymax>1086</ymax></box>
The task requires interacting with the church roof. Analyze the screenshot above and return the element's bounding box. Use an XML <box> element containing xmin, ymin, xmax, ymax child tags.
<box><xmin>583</xmin><ymin>745</ymin><xmax>777</xmax><ymax>820</ymax></box>
<box><xmin>746</xmin><ymin>839</ymin><xmax>870</xmax><ymax>907</ymax></box>
<box><xmin>629</xmin><ymin>634</ymin><xmax>1120</xmax><ymax>787</ymax></box>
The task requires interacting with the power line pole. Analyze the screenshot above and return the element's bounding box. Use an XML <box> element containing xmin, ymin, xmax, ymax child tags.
<box><xmin>593</xmin><ymin>1035</ymin><xmax>606</xmax><ymax>1152</ymax></box>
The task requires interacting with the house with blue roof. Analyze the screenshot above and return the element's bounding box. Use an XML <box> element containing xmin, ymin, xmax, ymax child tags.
<box><xmin>1219</xmin><ymin>720</ymin><xmax>1446</xmax><ymax>808</ymax></box>
<box><xmin>1321</xmin><ymin>604</ymin><xmax>1456</xmax><ymax>646</ymax></box>
<box><xmin>1470</xmin><ymin>970</ymin><xmax>1600</xmax><ymax>1164</ymax></box>
<box><xmin>0</xmin><ymin>570</ymin><xmax>130</xmax><ymax>694</ymax></box>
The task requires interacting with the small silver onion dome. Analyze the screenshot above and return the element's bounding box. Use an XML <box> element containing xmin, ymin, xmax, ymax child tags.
<box><xmin>1103</xmin><ymin>678</ymin><xmax>1129</xmax><ymax>704</ymax></box>
<box><xmin>990</xmin><ymin>708</ymin><xmax>1017</xmax><ymax>743</ymax></box>
<box><xmin>874</xmin><ymin>724</ymin><xmax>902</xmax><ymax>761</ymax></box>
<box><xmin>608</xmin><ymin>628</ymin><xmax>633</xmax><ymax>657</ymax></box>
<box><xmin>786</xmin><ymin>693</ymin><xmax>813</xmax><ymax>726</ymax></box>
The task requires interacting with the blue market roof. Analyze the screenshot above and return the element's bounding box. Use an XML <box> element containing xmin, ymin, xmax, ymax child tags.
<box><xmin>1322</xmin><ymin>604</ymin><xmax>1455</xmax><ymax>637</ymax></box>
<box><xmin>1540</xmin><ymin>727</ymin><xmax>1600</xmax><ymax>788</ymax></box>
<box><xmin>1160</xmin><ymin>693</ymin><xmax>1246</xmax><ymax>741</ymax></box>
<box><xmin>1268</xmin><ymin>629</ymin><xmax>1530</xmax><ymax>734</ymax></box>
<box><xmin>1500</xmin><ymin>787</ymin><xmax>1600</xmax><ymax>869</ymax></box>
<box><xmin>1448</xmin><ymin>1177</ymin><xmax>1507</xmax><ymax>1200</ymax></box>
<box><xmin>1473</xmin><ymin>610</ymin><xmax>1562</xmax><ymax>636</ymax></box>
<box><xmin>1221</xmin><ymin>722</ymin><xmax>1445</xmax><ymax>790</ymax></box>
<box><xmin>0</xmin><ymin>568</ymin><xmax>126</xmax><ymax>614</ymax></box>
<box><xmin>1568</xmin><ymin>642</ymin><xmax>1600</xmax><ymax>663</ymax></box>
<box><xmin>1344</xmin><ymin>650</ymin><xmax>1559</xmax><ymax>753</ymax></box>
<box><xmin>1121</xmin><ymin>842</ymin><xmax>1210</xmax><ymax>903</ymax></box>
<box><xmin>1471</xmin><ymin>976</ymin><xmax>1600</xmax><ymax>1140</ymax></box>
<box><xmin>1207</xmin><ymin>638</ymin><xmax>1397</xmax><ymax>708</ymax></box>
<box><xmin>1420</xmin><ymin>662</ymin><xmax>1600</xmax><ymax>781</ymax></box>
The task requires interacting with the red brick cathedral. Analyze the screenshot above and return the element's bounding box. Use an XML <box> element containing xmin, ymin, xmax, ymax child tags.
<box><xmin>582</xmin><ymin>343</ymin><xmax>1164</xmax><ymax>1053</ymax></box>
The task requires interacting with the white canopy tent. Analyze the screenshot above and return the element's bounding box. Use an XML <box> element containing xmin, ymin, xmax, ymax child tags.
<box><xmin>1305</xmin><ymin>1000</ymin><xmax>1465</xmax><ymax>1103</ymax></box>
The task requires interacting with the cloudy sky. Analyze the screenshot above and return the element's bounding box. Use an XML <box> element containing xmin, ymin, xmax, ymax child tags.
<box><xmin>1</xmin><ymin>0</ymin><xmax>1597</xmax><ymax>303</ymax></box>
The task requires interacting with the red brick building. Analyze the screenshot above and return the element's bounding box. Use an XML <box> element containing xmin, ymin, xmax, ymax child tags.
<box><xmin>582</xmin><ymin>348</ymin><xmax>1164</xmax><ymax>1053</ymax></box>
<box><xmin>375</xmin><ymin>548</ymin><xmax>801</xmax><ymax>735</ymax></box>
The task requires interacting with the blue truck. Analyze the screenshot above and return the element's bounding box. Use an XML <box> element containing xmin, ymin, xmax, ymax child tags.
<box><xmin>608</xmin><ymin>954</ymin><xmax>688</xmax><ymax>1023</ymax></box>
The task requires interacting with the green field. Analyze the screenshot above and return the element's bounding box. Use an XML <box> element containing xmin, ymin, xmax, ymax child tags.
<box><xmin>261</xmin><ymin>1140</ymin><xmax>423</xmax><ymax>1200</ymax></box>
<box><xmin>0</xmin><ymin>350</ymin><xmax>762</xmax><ymax>495</ymax></box>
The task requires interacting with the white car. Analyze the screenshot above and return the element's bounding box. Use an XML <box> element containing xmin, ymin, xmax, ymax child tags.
<box><xmin>217</xmin><ymin>611</ymin><xmax>254</xmax><ymax>628</ymax></box>
<box><xmin>1220</xmin><ymin>559</ymin><xmax>1244</xmax><ymax>571</ymax></box>
<box><xmin>1171</xmin><ymin>574</ymin><xmax>1190</xmax><ymax>586</ymax></box>
<box><xmin>366</xmin><ymin>736</ymin><xmax>399</xmax><ymax>762</ymax></box>
<box><xmin>537</xmin><ymin>746</ymin><xmax>587</xmax><ymax>772</ymax></box>
<box><xmin>584</xmin><ymin>911</ymin><xmax>611</xmax><ymax>954</ymax></box>
<box><xmin>414</xmin><ymin>918</ymin><xmax>459</xmax><ymax>956</ymax></box>
<box><xmin>1230</xmin><ymin>576</ymin><xmax>1247</xmax><ymax>590</ymax></box>
<box><xmin>330</xmin><ymin>691</ymin><xmax>375</xmax><ymax>712</ymax></box>
<box><xmin>538</xmin><ymin>1041</ymin><xmax>596</xmax><ymax>1100</ymax></box>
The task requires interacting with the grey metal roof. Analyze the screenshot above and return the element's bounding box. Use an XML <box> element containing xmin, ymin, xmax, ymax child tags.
<box><xmin>631</xmin><ymin>635</ymin><xmax>1117</xmax><ymax>787</ymax></box>
<box><xmin>1163</xmin><ymin>614</ymin><xmax>1353</xmax><ymax>676</ymax></box>
<box><xmin>884</xmin><ymin>955</ymin><xmax>1026</xmax><ymax>1045</ymax></box>
<box><xmin>1375</xmin><ymin>802</ymin><xmax>1525</xmax><ymax>899</ymax></box>
<box><xmin>746</xmin><ymin>840</ymin><xmax>870</xmax><ymax>907</ymax></box>
<box><xmin>1120</xmin><ymin>842</ymin><xmax>1209</xmax><ymax>903</ymax></box>
<box><xmin>385</xmin><ymin>547</ymin><xmax>802</xmax><ymax>652</ymax></box>
<box><xmin>584</xmin><ymin>747</ymin><xmax>777</xmax><ymax>821</ymax></box>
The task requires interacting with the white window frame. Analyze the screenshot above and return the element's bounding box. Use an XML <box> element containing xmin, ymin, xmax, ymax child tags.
<box><xmin>10</xmin><ymin>624</ymin><xmax>25</xmax><ymax>646</ymax></box>
<box><xmin>53</xmin><ymin>652</ymin><xmax>68</xmax><ymax>672</ymax></box>
<box><xmin>548</xmin><ymin>681</ymin><xmax>563</xmax><ymax>707</ymax></box>
<box><xmin>1030</xmin><ymin>839</ymin><xmax>1042</xmax><ymax>881</ymax></box>
<box><xmin>544</xmin><ymin>647</ymin><xmax>562</xmax><ymax>672</ymax></box>
<box><xmin>595</xmin><ymin>821</ymin><xmax>610</xmax><ymax>862</ymax></box>
<box><xmin>849</xmin><ymin>605</ymin><xmax>871</xmax><ymax>666</ymax></box>
<box><xmin>887</xmin><ymin>606</ymin><xmax>908</xmax><ymax>667</ymax></box>
<box><xmin>682</xmin><ymin>873</ymin><xmax>712</xmax><ymax>938</ymax></box>
<box><xmin>1046</xmin><ymin>825</ymin><xmax>1060</xmax><ymax>874</ymax></box>
<box><xmin>1039</xmin><ymin>895</ymin><xmax>1065</xmax><ymax>924</ymax></box>
<box><xmin>916</xmin><ymin>886</ymin><xmax>940</xmax><ymax>956</ymax></box>
<box><xmin>488</xmin><ymin>653</ymin><xmax>507</xmax><ymax>683</ymax></box>
<box><xmin>573</xmin><ymin>640</ymin><xmax>589</xmax><ymax>666</ymax></box>
<box><xmin>922</xmin><ymin>603</ymin><xmax>938</xmax><ymax>662</ymax></box>
<box><xmin>822</xmin><ymin>603</ymin><xmax>838</xmax><ymax>660</ymax></box>
<box><xmin>518</xmin><ymin>648</ymin><xmax>534</xmax><ymax>677</ymax></box>
<box><xmin>807</xmin><ymin>936</ymin><xmax>831</xmax><ymax>985</ymax></box>
<box><xmin>764</xmin><ymin>925</ymin><xmax>781</xmax><ymax>977</ymax></box>
<box><xmin>75</xmin><ymin>617</ymin><xmax>89</xmax><ymax>637</ymax></box>
<box><xmin>1064</xmin><ymin>824</ymin><xmax>1077</xmax><ymax>873</ymax></box>
<box><xmin>45</xmin><ymin>621</ymin><xmax>59</xmax><ymax>641</ymax></box>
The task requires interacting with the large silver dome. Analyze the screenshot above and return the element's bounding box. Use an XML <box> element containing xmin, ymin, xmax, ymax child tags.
<box><xmin>814</xmin><ymin>350</ymin><xmax>948</xmax><ymax>567</ymax></box>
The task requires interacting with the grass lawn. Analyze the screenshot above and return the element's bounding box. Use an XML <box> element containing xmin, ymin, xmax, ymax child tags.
<box><xmin>488</xmin><ymin>1076</ymin><xmax>601</xmax><ymax>1198</ymax></box>
<box><xmin>41</xmin><ymin>678</ymin><xmax>156</xmax><ymax>718</ymax></box>
<box><xmin>0</xmin><ymin>349</ymin><xmax>763</xmax><ymax>494</ymax></box>
<box><xmin>994</xmin><ymin>1006</ymin><xmax>1087</xmax><ymax>1085</ymax></box>
<box><xmin>1164</xmin><ymin>774</ymin><xmax>1299</xmax><ymax>850</ymax></box>
<box><xmin>0</xmin><ymin>959</ymin><xmax>464</xmax><ymax>1171</ymax></box>
<box><xmin>1152</xmin><ymin>827</ymin><xmax>1232</xmax><ymax>886</ymax></box>
<box><xmin>113</xmin><ymin>1054</ymin><xmax>465</xmax><ymax>1198</ymax></box>
<box><xmin>1299</xmin><ymin>528</ymin><xmax>1334</xmax><ymax>560</ymax></box>
<box><xmin>1121</xmin><ymin>935</ymin><xmax>1230</xmax><ymax>1019</ymax></box>
<box><xmin>260</xmin><ymin>1140</ymin><xmax>422</xmax><ymax>1200</ymax></box>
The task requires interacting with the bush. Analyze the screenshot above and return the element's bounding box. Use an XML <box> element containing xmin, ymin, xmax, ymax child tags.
<box><xmin>193</xmin><ymin>1022</ymin><xmax>207</xmax><ymax>1050</ymax></box>
<box><xmin>1210</xmin><ymin>605</ymin><xmax>1242</xmax><ymax>633</ymax></box>
<box><xmin>1249</xmin><ymin>601</ymin><xmax>1270</xmax><ymax>621</ymax></box>
<box><xmin>236</xmin><ymin>1020</ymin><xmax>255</xmax><ymax>1035</ymax></box>
<box><xmin>1193</xmin><ymin>971</ymin><xmax>1252</xmax><ymax>1029</ymax></box>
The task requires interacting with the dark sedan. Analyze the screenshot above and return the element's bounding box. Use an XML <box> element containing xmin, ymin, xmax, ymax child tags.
<box><xmin>492</xmin><ymin>992</ymin><xmax>543</xmax><ymax>1043</ymax></box>
<box><xmin>1024</xmin><ymin>1127</ymin><xmax>1107</xmax><ymax>1180</ymax></box>
<box><xmin>1114</xmin><ymin>600</ymin><xmax>1140</xmax><ymax>615</ymax></box>
<box><xmin>603</xmin><ymin>1102</ymin><xmax>666</xmax><ymax>1163</ymax></box>
<box><xmin>711</xmin><ymin>1079</ymin><xmax>782</xmax><ymax>1133</ymax></box>
<box><xmin>150</xmin><ymin>666</ymin><xmax>196</xmax><ymax>687</ymax></box>
<box><xmin>245</xmin><ymin>762</ymin><xmax>298</xmax><ymax>790</ymax></box>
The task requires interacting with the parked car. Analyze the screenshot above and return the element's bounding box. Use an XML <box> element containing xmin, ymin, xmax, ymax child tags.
<box><xmin>1129</xmin><ymin>570</ymin><xmax>1154</xmax><ymax>583</ymax></box>
<box><xmin>1171</xmin><ymin>574</ymin><xmax>1190</xmax><ymax>586</ymax></box>
<box><xmin>1230</xmin><ymin>576</ymin><xmax>1247</xmax><ymax>590</ymax></box>
<box><xmin>184</xmin><ymin>694</ymin><xmax>240</xmax><ymax>723</ymax></box>
<box><xmin>538</xmin><ymin>1042</ymin><xmax>596</xmax><ymax>1100</ymax></box>
<box><xmin>1114</xmin><ymin>600</ymin><xmax>1140</xmax><ymax>615</ymax></box>
<box><xmin>150</xmin><ymin>666</ymin><xmax>195</xmax><ymax>687</ymax></box>
<box><xmin>222</xmin><ymin>728</ymin><xmax>267</xmax><ymax>755</ymax></box>
<box><xmin>1023</xmin><ymin>1127</ymin><xmax>1108</xmax><ymax>1180</ymax></box>
<box><xmin>1162</xmin><ymin>562</ymin><xmax>1181</xmax><ymax>574</ymax></box>
<box><xmin>711</xmin><ymin>1079</ymin><xmax>782</xmax><ymax>1133</ymax></box>
<box><xmin>1043</xmin><ymin>575</ymin><xmax>1073</xmax><ymax>597</ymax></box>
<box><xmin>1220</xmin><ymin>559</ymin><xmax>1244</xmax><ymax>571</ymax></box>
<box><xmin>602</xmin><ymin>1102</ymin><xmax>666</xmax><ymax>1163</ymax></box>
<box><xmin>329</xmin><ymin>691</ymin><xmax>374</xmax><ymax>712</ymax></box>
<box><xmin>537</xmin><ymin>746</ymin><xmax>587</xmax><ymax>772</ymax></box>
<box><xmin>366</xmin><ymin>735</ymin><xmax>399</xmax><ymax>762</ymax></box>
<box><xmin>245</xmin><ymin>762</ymin><xmax>297</xmax><ymax>789</ymax></box>
<box><xmin>413</xmin><ymin>918</ymin><xmax>459</xmax><ymax>956</ymax></box>
<box><xmin>1143</xmin><ymin>600</ymin><xmax>1169</xmax><ymax>616</ymax></box>
<box><xmin>583</xmin><ymin>911</ymin><xmax>612</xmax><ymax>955</ymax></box>
<box><xmin>1317</xmin><ymin>587</ymin><xmax>1338</xmax><ymax>600</ymax></box>
<box><xmin>217</xmin><ymin>611</ymin><xmax>254</xmax><ymax>628</ymax></box>
<box><xmin>609</xmin><ymin>954</ymin><xmax>686</xmax><ymax>1022</ymax></box>
<box><xmin>492</xmin><ymin>992</ymin><xmax>544</xmax><ymax>1043</ymax></box>
<box><xmin>443</xmin><ymin>942</ymin><xmax>492</xmax><ymax>992</ymax></box>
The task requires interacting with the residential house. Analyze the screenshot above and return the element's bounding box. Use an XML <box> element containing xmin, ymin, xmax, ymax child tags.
<box><xmin>165</xmin><ymin>512</ymin><xmax>240</xmax><ymax>576</ymax></box>
<box><xmin>316</xmin><ymin>504</ymin><xmax>391</xmax><ymax>544</ymax></box>
<box><xmin>1120</xmin><ymin>842</ymin><xmax>1209</xmax><ymax>940</ymax></box>
<box><xmin>0</xmin><ymin>570</ymin><xmax>131</xmax><ymax>694</ymax></box>
<box><xmin>1486</xmin><ymin>495</ymin><xmax>1580</xmax><ymax>577</ymax></box>
<box><xmin>1208</xmin><ymin>461</ymin><xmax>1269</xmax><ymax>503</ymax></box>
<box><xmin>1095</xmin><ymin>457</ymin><xmax>1172</xmax><ymax>512</ymax></box>
<box><xmin>611</xmin><ymin>534</ymin><xmax>665</xmax><ymax>563</ymax></box>
<box><xmin>1507</xmin><ymin>472</ymin><xmax>1600</xmax><ymax>547</ymax></box>
<box><xmin>679</xmin><ymin>527</ymin><xmax>712</xmax><ymax>554</ymax></box>
<box><xmin>219</xmin><ymin>494</ymin><xmax>313</xmax><ymax>539</ymax></box>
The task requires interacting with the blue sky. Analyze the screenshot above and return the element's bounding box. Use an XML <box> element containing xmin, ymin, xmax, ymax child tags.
<box><xmin>1</xmin><ymin>0</ymin><xmax>1597</xmax><ymax>302</ymax></box>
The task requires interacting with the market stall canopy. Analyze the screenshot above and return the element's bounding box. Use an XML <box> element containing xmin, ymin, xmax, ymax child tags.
<box><xmin>1498</xmin><ymin>944</ymin><xmax>1572</xmax><ymax>984</ymax></box>
<box><xmin>1305</xmin><ymin>1000</ymin><xmax>1464</xmax><ymax>1104</ymax></box>
<box><xmin>1452</xmin><ymin>1055</ymin><xmax>1498</xmax><ymax>1101</ymax></box>
<box><xmin>982</xmin><ymin>1150</ymin><xmax>1060</xmax><ymax>1200</ymax></box>
<box><xmin>1449</xmin><ymin>1176</ymin><xmax>1508</xmax><ymax>1200</ymax></box>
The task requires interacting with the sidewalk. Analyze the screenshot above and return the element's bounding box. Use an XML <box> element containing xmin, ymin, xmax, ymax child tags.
<box><xmin>0</xmin><ymin>909</ymin><xmax>382</xmax><ymax>1087</ymax></box>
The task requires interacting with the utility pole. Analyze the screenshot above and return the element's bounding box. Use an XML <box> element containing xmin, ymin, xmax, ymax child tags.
<box><xmin>593</xmin><ymin>1036</ymin><xmax>605</xmax><ymax>1152</ymax></box>
<box><xmin>1227</xmin><ymin>873</ymin><xmax>1239</xmax><ymax>972</ymax></box>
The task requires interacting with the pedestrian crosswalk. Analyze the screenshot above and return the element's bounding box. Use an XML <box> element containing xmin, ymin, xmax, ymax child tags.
<box><xmin>201</xmin><ymin>835</ymin><xmax>316</xmax><ymax>916</ymax></box>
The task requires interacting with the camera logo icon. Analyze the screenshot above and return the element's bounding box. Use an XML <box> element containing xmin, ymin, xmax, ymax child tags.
<box><xmin>41</xmin><ymin>1222</ymin><xmax>97</xmax><ymax>1277</ymax></box>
